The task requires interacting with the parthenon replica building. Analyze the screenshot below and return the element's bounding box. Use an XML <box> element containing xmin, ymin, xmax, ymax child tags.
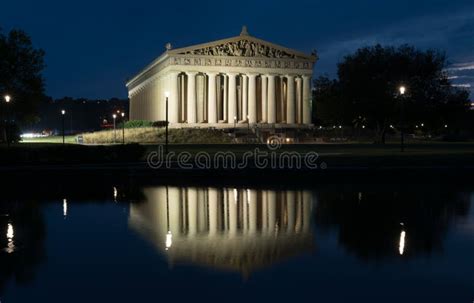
<box><xmin>126</xmin><ymin>26</ymin><xmax>317</xmax><ymax>127</ymax></box>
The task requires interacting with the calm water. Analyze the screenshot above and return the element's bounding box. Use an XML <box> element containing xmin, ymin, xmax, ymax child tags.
<box><xmin>0</xmin><ymin>184</ymin><xmax>473</xmax><ymax>302</ymax></box>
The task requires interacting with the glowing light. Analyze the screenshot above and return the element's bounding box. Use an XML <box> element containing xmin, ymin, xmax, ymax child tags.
<box><xmin>121</xmin><ymin>112</ymin><xmax>125</xmax><ymax>118</ymax></box>
<box><xmin>164</xmin><ymin>91</ymin><xmax>170</xmax><ymax>98</ymax></box>
<box><xmin>6</xmin><ymin>223</ymin><xmax>14</xmax><ymax>240</ymax></box>
<box><xmin>5</xmin><ymin>223</ymin><xmax>15</xmax><ymax>254</ymax></box>
<box><xmin>390</xmin><ymin>125</ymin><xmax>394</xmax><ymax>128</ymax></box>
<box><xmin>165</xmin><ymin>231</ymin><xmax>172</xmax><ymax>250</ymax></box>
<box><xmin>113</xmin><ymin>187</ymin><xmax>118</xmax><ymax>201</ymax></box>
<box><xmin>234</xmin><ymin>116</ymin><xmax>237</xmax><ymax>121</ymax></box>
<box><xmin>415</xmin><ymin>125</ymin><xmax>419</xmax><ymax>128</ymax></box>
<box><xmin>399</xmin><ymin>230</ymin><xmax>406</xmax><ymax>255</ymax></box>
<box><xmin>61</xmin><ymin>109</ymin><xmax>66</xmax><ymax>115</ymax></box>
<box><xmin>399</xmin><ymin>86</ymin><xmax>406</xmax><ymax>95</ymax></box>
<box><xmin>444</xmin><ymin>124</ymin><xmax>448</xmax><ymax>128</ymax></box>
<box><xmin>362</xmin><ymin>125</ymin><xmax>366</xmax><ymax>129</ymax></box>
<box><xmin>112</xmin><ymin>114</ymin><xmax>117</xmax><ymax>119</ymax></box>
<box><xmin>338</xmin><ymin>125</ymin><xmax>342</xmax><ymax>129</ymax></box>
<box><xmin>286</xmin><ymin>138</ymin><xmax>290</xmax><ymax>142</ymax></box>
<box><xmin>63</xmin><ymin>199</ymin><xmax>68</xmax><ymax>217</ymax></box>
<box><xmin>421</xmin><ymin>123</ymin><xmax>424</xmax><ymax>127</ymax></box>
<box><xmin>4</xmin><ymin>95</ymin><xmax>11</xmax><ymax>103</ymax></box>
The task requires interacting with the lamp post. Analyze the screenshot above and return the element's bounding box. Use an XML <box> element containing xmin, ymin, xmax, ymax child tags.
<box><xmin>165</xmin><ymin>92</ymin><xmax>169</xmax><ymax>154</ymax></box>
<box><xmin>61</xmin><ymin>109</ymin><xmax>66</xmax><ymax>145</ymax></box>
<box><xmin>121</xmin><ymin>112</ymin><xmax>125</xmax><ymax>144</ymax></box>
<box><xmin>112</xmin><ymin>114</ymin><xmax>117</xmax><ymax>143</ymax></box>
<box><xmin>399</xmin><ymin>86</ymin><xmax>406</xmax><ymax>152</ymax></box>
<box><xmin>4</xmin><ymin>95</ymin><xmax>11</xmax><ymax>146</ymax></box>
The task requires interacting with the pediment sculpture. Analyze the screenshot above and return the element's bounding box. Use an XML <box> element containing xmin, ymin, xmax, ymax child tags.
<box><xmin>181</xmin><ymin>39</ymin><xmax>299</xmax><ymax>59</ymax></box>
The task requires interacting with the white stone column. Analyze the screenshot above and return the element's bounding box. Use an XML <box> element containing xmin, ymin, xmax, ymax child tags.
<box><xmin>268</xmin><ymin>190</ymin><xmax>277</xmax><ymax>232</ymax></box>
<box><xmin>248</xmin><ymin>189</ymin><xmax>258</xmax><ymax>233</ymax></box>
<box><xmin>168</xmin><ymin>187</ymin><xmax>181</xmax><ymax>234</ymax></box>
<box><xmin>286</xmin><ymin>191</ymin><xmax>296</xmax><ymax>232</ymax></box>
<box><xmin>286</xmin><ymin>75</ymin><xmax>296</xmax><ymax>124</ymax></box>
<box><xmin>261</xmin><ymin>75</ymin><xmax>268</xmax><ymax>123</ymax></box>
<box><xmin>208</xmin><ymin>188</ymin><xmax>218</xmax><ymax>235</ymax></box>
<box><xmin>223</xmin><ymin>75</ymin><xmax>228</xmax><ymax>122</ymax></box>
<box><xmin>168</xmin><ymin>71</ymin><xmax>180</xmax><ymax>123</ymax></box>
<box><xmin>302</xmin><ymin>75</ymin><xmax>312</xmax><ymax>124</ymax></box>
<box><xmin>242</xmin><ymin>75</ymin><xmax>248</xmax><ymax>121</ymax></box>
<box><xmin>267</xmin><ymin>75</ymin><xmax>276</xmax><ymax>124</ymax></box>
<box><xmin>228</xmin><ymin>189</ymin><xmax>238</xmax><ymax>235</ymax></box>
<box><xmin>248</xmin><ymin>74</ymin><xmax>258</xmax><ymax>124</ymax></box>
<box><xmin>207</xmin><ymin>72</ymin><xmax>217</xmax><ymax>124</ymax></box>
<box><xmin>187</xmin><ymin>72</ymin><xmax>197</xmax><ymax>123</ymax></box>
<box><xmin>227</xmin><ymin>73</ymin><xmax>237</xmax><ymax>124</ymax></box>
<box><xmin>296</xmin><ymin>77</ymin><xmax>302</xmax><ymax>124</ymax></box>
<box><xmin>188</xmin><ymin>188</ymin><xmax>198</xmax><ymax>235</ymax></box>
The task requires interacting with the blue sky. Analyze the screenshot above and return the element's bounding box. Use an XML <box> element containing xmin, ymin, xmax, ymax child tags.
<box><xmin>1</xmin><ymin>0</ymin><xmax>473</xmax><ymax>99</ymax></box>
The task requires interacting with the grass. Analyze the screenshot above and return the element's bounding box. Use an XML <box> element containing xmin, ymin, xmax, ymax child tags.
<box><xmin>81</xmin><ymin>127</ymin><xmax>233</xmax><ymax>144</ymax></box>
<box><xmin>21</xmin><ymin>135</ymin><xmax>77</xmax><ymax>144</ymax></box>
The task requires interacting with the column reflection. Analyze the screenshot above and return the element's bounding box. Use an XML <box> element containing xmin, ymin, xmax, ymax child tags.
<box><xmin>129</xmin><ymin>187</ymin><xmax>315</xmax><ymax>276</ymax></box>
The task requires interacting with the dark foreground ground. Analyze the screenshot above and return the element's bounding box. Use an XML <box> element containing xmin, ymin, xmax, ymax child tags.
<box><xmin>0</xmin><ymin>142</ymin><xmax>472</xmax><ymax>184</ymax></box>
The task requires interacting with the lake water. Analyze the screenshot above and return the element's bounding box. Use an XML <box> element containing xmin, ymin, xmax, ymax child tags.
<box><xmin>1</xmin><ymin>182</ymin><xmax>473</xmax><ymax>302</ymax></box>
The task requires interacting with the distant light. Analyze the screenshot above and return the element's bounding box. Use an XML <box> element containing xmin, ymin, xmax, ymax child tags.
<box><xmin>63</xmin><ymin>199</ymin><xmax>68</xmax><ymax>218</ymax></box>
<box><xmin>121</xmin><ymin>112</ymin><xmax>125</xmax><ymax>118</ymax></box>
<box><xmin>399</xmin><ymin>86</ymin><xmax>406</xmax><ymax>95</ymax></box>
<box><xmin>333</xmin><ymin>125</ymin><xmax>336</xmax><ymax>129</ymax></box>
<box><xmin>399</xmin><ymin>230</ymin><xmax>406</xmax><ymax>255</ymax></box>
<box><xmin>165</xmin><ymin>231</ymin><xmax>172</xmax><ymax>250</ymax></box>
<box><xmin>421</xmin><ymin>123</ymin><xmax>424</xmax><ymax>127</ymax></box>
<box><xmin>6</xmin><ymin>223</ymin><xmax>15</xmax><ymax>253</ymax></box>
<box><xmin>61</xmin><ymin>109</ymin><xmax>66</xmax><ymax>115</ymax></box>
<box><xmin>113</xmin><ymin>187</ymin><xmax>118</xmax><ymax>201</ymax></box>
<box><xmin>4</xmin><ymin>95</ymin><xmax>11</xmax><ymax>103</ymax></box>
<box><xmin>338</xmin><ymin>125</ymin><xmax>342</xmax><ymax>129</ymax></box>
<box><xmin>319</xmin><ymin>126</ymin><xmax>322</xmax><ymax>129</ymax></box>
<box><xmin>164</xmin><ymin>91</ymin><xmax>170</xmax><ymax>98</ymax></box>
<box><xmin>415</xmin><ymin>125</ymin><xmax>419</xmax><ymax>128</ymax></box>
<box><xmin>112</xmin><ymin>114</ymin><xmax>117</xmax><ymax>119</ymax></box>
<box><xmin>444</xmin><ymin>124</ymin><xmax>448</xmax><ymax>128</ymax></box>
<box><xmin>390</xmin><ymin>125</ymin><xmax>394</xmax><ymax>128</ymax></box>
<box><xmin>362</xmin><ymin>125</ymin><xmax>366</xmax><ymax>129</ymax></box>
<box><xmin>6</xmin><ymin>223</ymin><xmax>14</xmax><ymax>240</ymax></box>
<box><xmin>286</xmin><ymin>138</ymin><xmax>290</xmax><ymax>142</ymax></box>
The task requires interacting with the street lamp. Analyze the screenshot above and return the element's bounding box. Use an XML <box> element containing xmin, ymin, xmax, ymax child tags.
<box><xmin>121</xmin><ymin>112</ymin><xmax>125</xmax><ymax>144</ymax></box>
<box><xmin>399</xmin><ymin>86</ymin><xmax>406</xmax><ymax>152</ymax></box>
<box><xmin>3</xmin><ymin>95</ymin><xmax>12</xmax><ymax>146</ymax></box>
<box><xmin>112</xmin><ymin>114</ymin><xmax>117</xmax><ymax>143</ymax></box>
<box><xmin>165</xmin><ymin>91</ymin><xmax>169</xmax><ymax>154</ymax></box>
<box><xmin>61</xmin><ymin>110</ymin><xmax>66</xmax><ymax>144</ymax></box>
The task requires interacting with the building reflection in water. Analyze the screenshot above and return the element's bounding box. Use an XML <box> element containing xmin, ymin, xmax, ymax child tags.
<box><xmin>129</xmin><ymin>187</ymin><xmax>315</xmax><ymax>276</ymax></box>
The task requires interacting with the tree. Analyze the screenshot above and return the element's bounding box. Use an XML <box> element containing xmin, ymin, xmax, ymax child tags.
<box><xmin>314</xmin><ymin>44</ymin><xmax>471</xmax><ymax>143</ymax></box>
<box><xmin>0</xmin><ymin>28</ymin><xmax>46</xmax><ymax>127</ymax></box>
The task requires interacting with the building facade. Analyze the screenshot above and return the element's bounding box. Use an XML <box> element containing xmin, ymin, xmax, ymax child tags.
<box><xmin>126</xmin><ymin>27</ymin><xmax>317</xmax><ymax>128</ymax></box>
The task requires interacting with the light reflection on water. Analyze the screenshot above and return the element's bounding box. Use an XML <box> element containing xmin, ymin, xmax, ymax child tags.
<box><xmin>129</xmin><ymin>187</ymin><xmax>313</xmax><ymax>275</ymax></box>
<box><xmin>0</xmin><ymin>186</ymin><xmax>472</xmax><ymax>302</ymax></box>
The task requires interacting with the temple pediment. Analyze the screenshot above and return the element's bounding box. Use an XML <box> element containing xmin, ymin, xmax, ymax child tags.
<box><xmin>169</xmin><ymin>27</ymin><xmax>317</xmax><ymax>61</ymax></box>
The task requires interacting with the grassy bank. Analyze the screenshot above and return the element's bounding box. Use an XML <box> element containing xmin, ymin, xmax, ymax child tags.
<box><xmin>81</xmin><ymin>127</ymin><xmax>233</xmax><ymax>144</ymax></box>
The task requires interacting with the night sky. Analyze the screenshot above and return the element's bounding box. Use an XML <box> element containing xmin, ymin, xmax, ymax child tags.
<box><xmin>2</xmin><ymin>0</ymin><xmax>473</xmax><ymax>99</ymax></box>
